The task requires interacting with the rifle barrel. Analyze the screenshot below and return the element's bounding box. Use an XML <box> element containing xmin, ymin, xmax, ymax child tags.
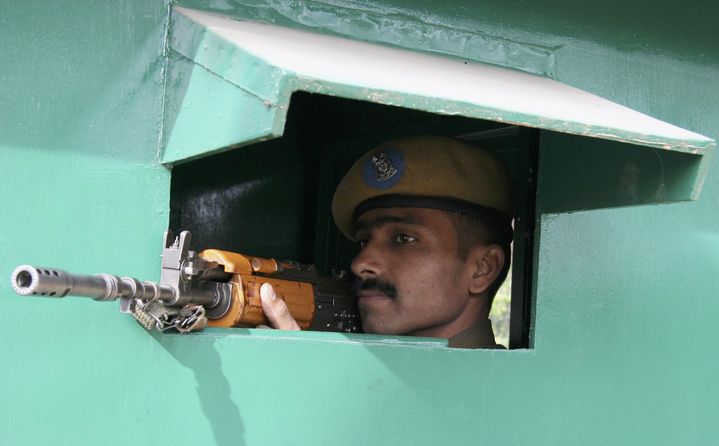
<box><xmin>11</xmin><ymin>265</ymin><xmax>176</xmax><ymax>302</ymax></box>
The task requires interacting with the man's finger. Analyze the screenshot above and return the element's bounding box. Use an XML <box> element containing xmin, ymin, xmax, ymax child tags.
<box><xmin>259</xmin><ymin>283</ymin><xmax>301</xmax><ymax>331</ymax></box>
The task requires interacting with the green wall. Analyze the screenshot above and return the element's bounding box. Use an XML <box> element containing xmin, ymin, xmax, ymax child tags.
<box><xmin>1</xmin><ymin>1</ymin><xmax>717</xmax><ymax>444</ymax></box>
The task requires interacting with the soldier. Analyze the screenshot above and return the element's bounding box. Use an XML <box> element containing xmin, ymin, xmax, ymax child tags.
<box><xmin>260</xmin><ymin>135</ymin><xmax>513</xmax><ymax>348</ymax></box>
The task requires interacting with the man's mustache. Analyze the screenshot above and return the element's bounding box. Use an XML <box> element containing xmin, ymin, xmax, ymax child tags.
<box><xmin>352</xmin><ymin>277</ymin><xmax>398</xmax><ymax>299</ymax></box>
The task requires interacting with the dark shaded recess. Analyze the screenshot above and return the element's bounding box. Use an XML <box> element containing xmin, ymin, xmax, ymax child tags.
<box><xmin>538</xmin><ymin>132</ymin><xmax>701</xmax><ymax>214</ymax></box>
<box><xmin>170</xmin><ymin>92</ymin><xmax>506</xmax><ymax>272</ymax></box>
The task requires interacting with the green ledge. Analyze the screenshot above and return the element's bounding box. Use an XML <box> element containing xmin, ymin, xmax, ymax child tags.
<box><xmin>160</xmin><ymin>327</ymin><xmax>449</xmax><ymax>349</ymax></box>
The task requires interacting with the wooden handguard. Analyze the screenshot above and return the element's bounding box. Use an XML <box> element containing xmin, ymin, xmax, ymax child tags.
<box><xmin>198</xmin><ymin>249</ymin><xmax>315</xmax><ymax>328</ymax></box>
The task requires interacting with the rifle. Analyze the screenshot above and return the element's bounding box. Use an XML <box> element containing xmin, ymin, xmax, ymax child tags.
<box><xmin>10</xmin><ymin>230</ymin><xmax>360</xmax><ymax>333</ymax></box>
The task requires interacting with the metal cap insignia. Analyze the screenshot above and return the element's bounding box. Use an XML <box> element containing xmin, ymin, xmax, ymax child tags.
<box><xmin>361</xmin><ymin>148</ymin><xmax>404</xmax><ymax>190</ymax></box>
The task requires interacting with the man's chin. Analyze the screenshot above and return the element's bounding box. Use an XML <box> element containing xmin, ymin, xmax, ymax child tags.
<box><xmin>360</xmin><ymin>313</ymin><xmax>401</xmax><ymax>336</ymax></box>
<box><xmin>362</xmin><ymin>323</ymin><xmax>398</xmax><ymax>336</ymax></box>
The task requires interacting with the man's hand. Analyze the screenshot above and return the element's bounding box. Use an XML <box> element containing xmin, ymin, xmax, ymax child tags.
<box><xmin>259</xmin><ymin>283</ymin><xmax>301</xmax><ymax>330</ymax></box>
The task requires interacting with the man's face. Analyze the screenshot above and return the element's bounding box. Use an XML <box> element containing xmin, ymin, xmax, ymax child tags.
<box><xmin>351</xmin><ymin>207</ymin><xmax>476</xmax><ymax>337</ymax></box>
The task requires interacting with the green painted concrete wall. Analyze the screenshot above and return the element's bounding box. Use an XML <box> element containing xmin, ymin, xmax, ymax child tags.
<box><xmin>1</xmin><ymin>1</ymin><xmax>716</xmax><ymax>445</ymax></box>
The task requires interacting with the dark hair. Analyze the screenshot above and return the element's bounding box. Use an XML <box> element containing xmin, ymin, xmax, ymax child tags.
<box><xmin>448</xmin><ymin>212</ymin><xmax>512</xmax><ymax>304</ymax></box>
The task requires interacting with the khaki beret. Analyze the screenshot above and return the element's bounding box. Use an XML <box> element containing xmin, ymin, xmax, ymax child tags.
<box><xmin>331</xmin><ymin>135</ymin><xmax>514</xmax><ymax>240</ymax></box>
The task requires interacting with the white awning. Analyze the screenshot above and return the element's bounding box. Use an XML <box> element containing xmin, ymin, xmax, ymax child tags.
<box><xmin>165</xmin><ymin>7</ymin><xmax>713</xmax><ymax>174</ymax></box>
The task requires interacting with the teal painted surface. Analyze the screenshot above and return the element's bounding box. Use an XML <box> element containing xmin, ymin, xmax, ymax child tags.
<box><xmin>0</xmin><ymin>0</ymin><xmax>171</xmax><ymax>272</ymax></box>
<box><xmin>1</xmin><ymin>1</ymin><xmax>718</xmax><ymax>446</ymax></box>
<box><xmin>162</xmin><ymin>52</ymin><xmax>280</xmax><ymax>163</ymax></box>
<box><xmin>162</xmin><ymin>11</ymin><xmax>288</xmax><ymax>163</ymax></box>
<box><xmin>0</xmin><ymin>0</ymin><xmax>173</xmax><ymax>441</ymax></box>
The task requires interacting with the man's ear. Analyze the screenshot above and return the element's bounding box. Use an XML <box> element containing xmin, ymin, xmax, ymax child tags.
<box><xmin>468</xmin><ymin>245</ymin><xmax>505</xmax><ymax>295</ymax></box>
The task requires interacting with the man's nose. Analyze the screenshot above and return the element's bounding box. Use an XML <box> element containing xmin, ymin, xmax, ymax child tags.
<box><xmin>351</xmin><ymin>243</ymin><xmax>382</xmax><ymax>278</ymax></box>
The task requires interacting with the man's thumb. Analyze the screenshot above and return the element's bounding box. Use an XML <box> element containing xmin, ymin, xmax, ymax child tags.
<box><xmin>259</xmin><ymin>283</ymin><xmax>301</xmax><ymax>331</ymax></box>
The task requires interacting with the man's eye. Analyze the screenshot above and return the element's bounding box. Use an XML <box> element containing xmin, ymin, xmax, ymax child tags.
<box><xmin>358</xmin><ymin>240</ymin><xmax>368</xmax><ymax>248</ymax></box>
<box><xmin>393</xmin><ymin>233</ymin><xmax>417</xmax><ymax>244</ymax></box>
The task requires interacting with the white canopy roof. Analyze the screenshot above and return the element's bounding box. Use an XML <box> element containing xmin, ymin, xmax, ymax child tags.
<box><xmin>172</xmin><ymin>6</ymin><xmax>713</xmax><ymax>156</ymax></box>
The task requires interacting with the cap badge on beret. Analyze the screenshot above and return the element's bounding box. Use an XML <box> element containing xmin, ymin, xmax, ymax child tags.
<box><xmin>362</xmin><ymin>148</ymin><xmax>405</xmax><ymax>190</ymax></box>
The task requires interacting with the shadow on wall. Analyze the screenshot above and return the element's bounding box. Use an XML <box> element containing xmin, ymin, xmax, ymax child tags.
<box><xmin>150</xmin><ymin>331</ymin><xmax>246</xmax><ymax>446</ymax></box>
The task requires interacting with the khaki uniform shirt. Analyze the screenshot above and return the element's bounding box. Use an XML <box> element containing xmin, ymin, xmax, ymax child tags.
<box><xmin>448</xmin><ymin>319</ymin><xmax>505</xmax><ymax>349</ymax></box>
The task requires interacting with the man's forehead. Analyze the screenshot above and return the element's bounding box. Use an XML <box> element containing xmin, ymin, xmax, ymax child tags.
<box><xmin>352</xmin><ymin>207</ymin><xmax>449</xmax><ymax>235</ymax></box>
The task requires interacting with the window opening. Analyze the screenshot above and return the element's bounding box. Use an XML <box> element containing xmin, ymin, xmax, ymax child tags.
<box><xmin>170</xmin><ymin>92</ymin><xmax>536</xmax><ymax>348</ymax></box>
